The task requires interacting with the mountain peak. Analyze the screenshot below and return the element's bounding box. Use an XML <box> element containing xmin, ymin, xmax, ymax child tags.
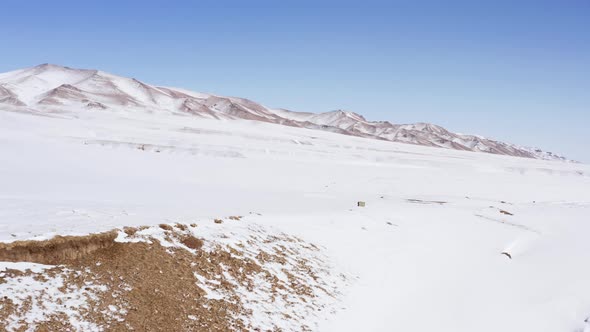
<box><xmin>329</xmin><ymin>109</ymin><xmax>366</xmax><ymax>121</ymax></box>
<box><xmin>33</xmin><ymin>63</ymin><xmax>72</xmax><ymax>71</ymax></box>
<box><xmin>35</xmin><ymin>63</ymin><xmax>80</xmax><ymax>69</ymax></box>
<box><xmin>30</xmin><ymin>63</ymin><xmax>97</xmax><ymax>75</ymax></box>
<box><xmin>35</xmin><ymin>63</ymin><xmax>62</xmax><ymax>68</ymax></box>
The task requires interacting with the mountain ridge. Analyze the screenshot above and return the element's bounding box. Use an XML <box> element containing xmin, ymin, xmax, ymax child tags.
<box><xmin>0</xmin><ymin>64</ymin><xmax>570</xmax><ymax>162</ymax></box>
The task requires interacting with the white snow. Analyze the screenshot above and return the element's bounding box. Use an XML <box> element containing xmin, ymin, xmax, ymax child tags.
<box><xmin>0</xmin><ymin>98</ymin><xmax>589</xmax><ymax>331</ymax></box>
<box><xmin>0</xmin><ymin>267</ymin><xmax>119</xmax><ymax>332</ymax></box>
<box><xmin>0</xmin><ymin>262</ymin><xmax>54</xmax><ymax>273</ymax></box>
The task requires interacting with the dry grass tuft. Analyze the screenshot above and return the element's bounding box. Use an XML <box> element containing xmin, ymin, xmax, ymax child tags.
<box><xmin>181</xmin><ymin>235</ymin><xmax>204</xmax><ymax>250</ymax></box>
<box><xmin>175</xmin><ymin>223</ymin><xmax>188</xmax><ymax>231</ymax></box>
<box><xmin>159</xmin><ymin>224</ymin><xmax>174</xmax><ymax>231</ymax></box>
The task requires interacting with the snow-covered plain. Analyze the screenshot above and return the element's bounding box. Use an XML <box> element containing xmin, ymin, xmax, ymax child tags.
<box><xmin>1</xmin><ymin>106</ymin><xmax>589</xmax><ymax>331</ymax></box>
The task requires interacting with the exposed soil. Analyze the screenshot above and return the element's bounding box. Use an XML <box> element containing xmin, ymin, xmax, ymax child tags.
<box><xmin>0</xmin><ymin>231</ymin><xmax>117</xmax><ymax>264</ymax></box>
<box><xmin>0</xmin><ymin>223</ymin><xmax>346</xmax><ymax>331</ymax></box>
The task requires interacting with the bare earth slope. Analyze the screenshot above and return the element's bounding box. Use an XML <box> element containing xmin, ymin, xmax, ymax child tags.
<box><xmin>0</xmin><ymin>221</ymin><xmax>347</xmax><ymax>331</ymax></box>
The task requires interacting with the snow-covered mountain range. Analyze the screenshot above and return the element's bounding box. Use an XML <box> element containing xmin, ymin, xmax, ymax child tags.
<box><xmin>0</xmin><ymin>64</ymin><xmax>568</xmax><ymax>161</ymax></box>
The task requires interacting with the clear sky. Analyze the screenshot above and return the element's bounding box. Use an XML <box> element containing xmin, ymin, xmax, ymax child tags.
<box><xmin>1</xmin><ymin>0</ymin><xmax>588</xmax><ymax>161</ymax></box>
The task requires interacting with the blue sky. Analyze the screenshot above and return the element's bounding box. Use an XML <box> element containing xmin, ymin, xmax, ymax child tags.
<box><xmin>1</xmin><ymin>0</ymin><xmax>589</xmax><ymax>161</ymax></box>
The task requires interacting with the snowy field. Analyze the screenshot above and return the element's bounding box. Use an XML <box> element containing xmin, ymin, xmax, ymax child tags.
<box><xmin>1</xmin><ymin>107</ymin><xmax>590</xmax><ymax>331</ymax></box>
